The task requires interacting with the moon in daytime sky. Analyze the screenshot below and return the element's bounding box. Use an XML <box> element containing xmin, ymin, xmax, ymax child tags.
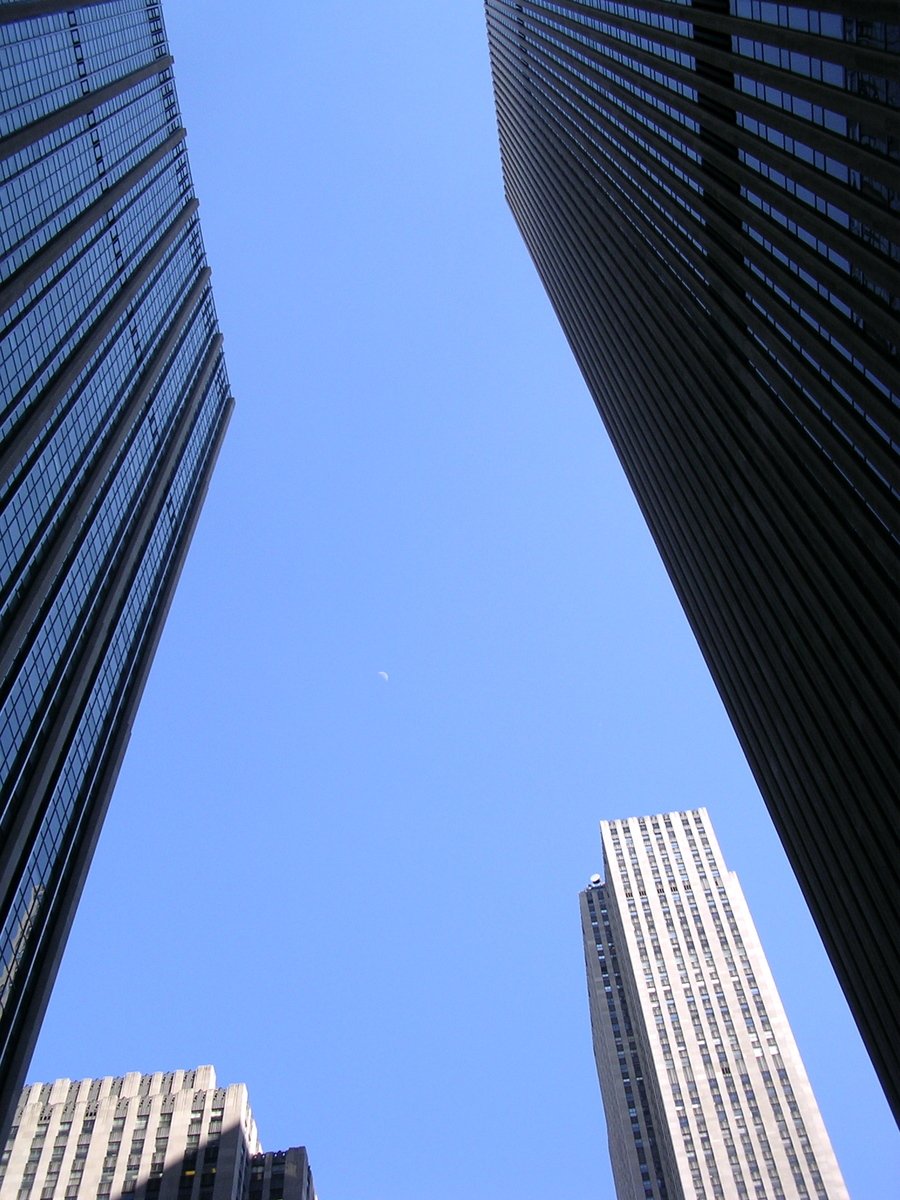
<box><xmin>378</xmin><ymin>671</ymin><xmax>389</xmax><ymax>682</ymax></box>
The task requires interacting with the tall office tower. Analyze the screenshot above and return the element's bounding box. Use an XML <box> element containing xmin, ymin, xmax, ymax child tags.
<box><xmin>484</xmin><ymin>2</ymin><xmax>899</xmax><ymax>1117</ymax></box>
<box><xmin>0</xmin><ymin>1067</ymin><xmax>317</xmax><ymax>1200</ymax></box>
<box><xmin>580</xmin><ymin>809</ymin><xmax>848</xmax><ymax>1200</ymax></box>
<box><xmin>0</xmin><ymin>3</ymin><xmax>233</xmax><ymax>1137</ymax></box>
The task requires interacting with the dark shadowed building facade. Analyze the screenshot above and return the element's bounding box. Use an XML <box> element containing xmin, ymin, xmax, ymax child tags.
<box><xmin>484</xmin><ymin>1</ymin><xmax>899</xmax><ymax>1117</ymax></box>
<box><xmin>0</xmin><ymin>2</ymin><xmax>232</xmax><ymax>1136</ymax></box>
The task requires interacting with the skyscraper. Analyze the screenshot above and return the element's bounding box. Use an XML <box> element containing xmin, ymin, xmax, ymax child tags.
<box><xmin>484</xmin><ymin>3</ymin><xmax>899</xmax><ymax>1116</ymax></box>
<box><xmin>0</xmin><ymin>1067</ymin><xmax>316</xmax><ymax>1200</ymax></box>
<box><xmin>581</xmin><ymin>809</ymin><xmax>848</xmax><ymax>1200</ymax></box>
<box><xmin>0</xmin><ymin>3</ymin><xmax>233</xmax><ymax>1135</ymax></box>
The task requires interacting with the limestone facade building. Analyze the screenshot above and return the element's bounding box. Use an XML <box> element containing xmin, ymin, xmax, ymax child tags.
<box><xmin>0</xmin><ymin>1068</ymin><xmax>314</xmax><ymax>1200</ymax></box>
<box><xmin>581</xmin><ymin>809</ymin><xmax>847</xmax><ymax>1200</ymax></box>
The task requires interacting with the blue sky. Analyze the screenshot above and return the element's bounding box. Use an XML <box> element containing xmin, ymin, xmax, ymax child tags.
<box><xmin>29</xmin><ymin>4</ymin><xmax>898</xmax><ymax>1198</ymax></box>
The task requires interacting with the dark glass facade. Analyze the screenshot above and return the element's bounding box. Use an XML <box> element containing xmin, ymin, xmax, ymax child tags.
<box><xmin>0</xmin><ymin>0</ymin><xmax>233</xmax><ymax>1135</ymax></box>
<box><xmin>485</xmin><ymin>1</ymin><xmax>898</xmax><ymax>1117</ymax></box>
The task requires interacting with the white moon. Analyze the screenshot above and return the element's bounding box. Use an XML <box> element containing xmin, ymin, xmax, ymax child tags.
<box><xmin>378</xmin><ymin>671</ymin><xmax>389</xmax><ymax>682</ymax></box>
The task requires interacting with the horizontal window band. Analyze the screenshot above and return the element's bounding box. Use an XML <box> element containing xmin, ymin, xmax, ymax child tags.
<box><xmin>0</xmin><ymin>128</ymin><xmax>187</xmax><ymax>321</ymax></box>
<box><xmin>499</xmin><ymin>14</ymin><xmax>900</xmax><ymax>230</ymax></box>
<box><xmin>0</xmin><ymin>198</ymin><xmax>200</xmax><ymax>488</ymax></box>
<box><xmin>548</xmin><ymin>0</ymin><xmax>900</xmax><ymax>61</ymax></box>
<box><xmin>487</xmin><ymin>4</ymin><xmax>900</xmax><ymax>190</ymax></box>
<box><xmin>0</xmin><ymin>0</ymin><xmax>112</xmax><ymax>23</ymax></box>
<box><xmin>494</xmin><ymin>0</ymin><xmax>900</xmax><ymax>93</ymax></box>
<box><xmin>0</xmin><ymin>56</ymin><xmax>174</xmax><ymax>161</ymax></box>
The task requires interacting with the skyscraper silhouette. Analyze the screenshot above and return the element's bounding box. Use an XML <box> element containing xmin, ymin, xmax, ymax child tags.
<box><xmin>0</xmin><ymin>2</ymin><xmax>232</xmax><ymax>1134</ymax></box>
<box><xmin>485</xmin><ymin>1</ymin><xmax>899</xmax><ymax>1116</ymax></box>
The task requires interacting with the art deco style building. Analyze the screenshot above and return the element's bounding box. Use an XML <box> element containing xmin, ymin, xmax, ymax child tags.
<box><xmin>485</xmin><ymin>2</ymin><xmax>899</xmax><ymax>1117</ymax></box>
<box><xmin>581</xmin><ymin>809</ymin><xmax>848</xmax><ymax>1200</ymax></box>
<box><xmin>0</xmin><ymin>3</ymin><xmax>233</xmax><ymax>1136</ymax></box>
<box><xmin>0</xmin><ymin>1068</ymin><xmax>316</xmax><ymax>1200</ymax></box>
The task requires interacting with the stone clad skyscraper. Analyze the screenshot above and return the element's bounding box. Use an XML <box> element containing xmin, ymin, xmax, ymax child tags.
<box><xmin>0</xmin><ymin>1067</ymin><xmax>316</xmax><ymax>1200</ymax></box>
<box><xmin>484</xmin><ymin>2</ymin><xmax>899</xmax><ymax>1116</ymax></box>
<box><xmin>580</xmin><ymin>809</ymin><xmax>847</xmax><ymax>1200</ymax></box>
<box><xmin>0</xmin><ymin>2</ymin><xmax>232</xmax><ymax>1134</ymax></box>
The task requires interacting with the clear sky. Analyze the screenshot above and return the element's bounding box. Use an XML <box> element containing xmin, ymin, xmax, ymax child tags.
<box><xmin>28</xmin><ymin>4</ymin><xmax>898</xmax><ymax>1199</ymax></box>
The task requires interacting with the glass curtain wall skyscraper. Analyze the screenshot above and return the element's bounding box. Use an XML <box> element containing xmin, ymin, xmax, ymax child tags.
<box><xmin>0</xmin><ymin>2</ymin><xmax>233</xmax><ymax>1136</ymax></box>
<box><xmin>484</xmin><ymin>2</ymin><xmax>899</xmax><ymax>1116</ymax></box>
<box><xmin>581</xmin><ymin>809</ymin><xmax>848</xmax><ymax>1200</ymax></box>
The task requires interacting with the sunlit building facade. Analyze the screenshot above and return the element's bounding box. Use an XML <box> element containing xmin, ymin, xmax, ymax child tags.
<box><xmin>581</xmin><ymin>810</ymin><xmax>848</xmax><ymax>1200</ymax></box>
<box><xmin>485</xmin><ymin>2</ymin><xmax>899</xmax><ymax>1117</ymax></box>
<box><xmin>0</xmin><ymin>2</ymin><xmax>233</xmax><ymax>1135</ymax></box>
<box><xmin>0</xmin><ymin>1068</ymin><xmax>316</xmax><ymax>1200</ymax></box>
